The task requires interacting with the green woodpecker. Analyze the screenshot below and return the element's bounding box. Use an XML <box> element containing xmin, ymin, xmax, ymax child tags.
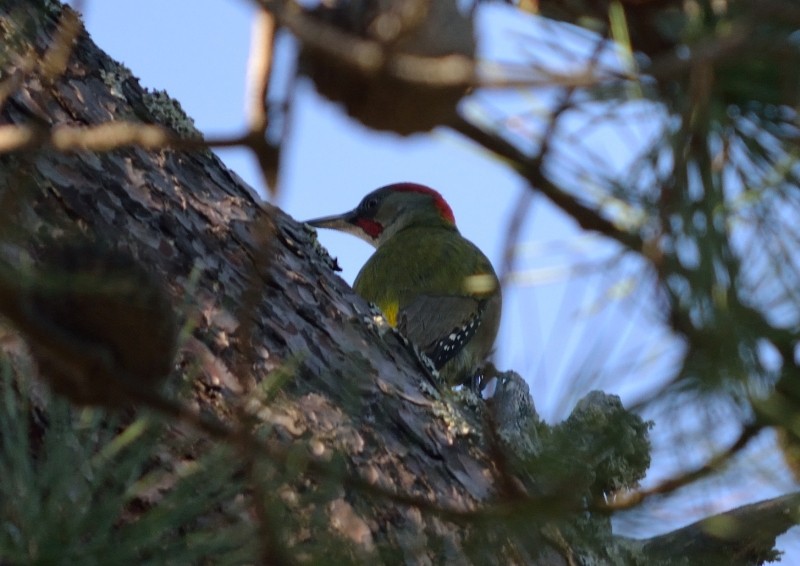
<box><xmin>306</xmin><ymin>183</ymin><xmax>501</xmax><ymax>386</ymax></box>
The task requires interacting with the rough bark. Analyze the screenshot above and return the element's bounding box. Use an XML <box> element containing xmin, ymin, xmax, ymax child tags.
<box><xmin>641</xmin><ymin>491</ymin><xmax>800</xmax><ymax>564</ymax></box>
<box><xmin>0</xmin><ymin>3</ymin><xmax>567</xmax><ymax>563</ymax></box>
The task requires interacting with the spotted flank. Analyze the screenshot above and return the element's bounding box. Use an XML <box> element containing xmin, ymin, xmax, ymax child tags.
<box><xmin>426</xmin><ymin>303</ymin><xmax>485</xmax><ymax>369</ymax></box>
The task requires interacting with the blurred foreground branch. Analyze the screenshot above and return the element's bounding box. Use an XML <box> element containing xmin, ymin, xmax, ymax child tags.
<box><xmin>1</xmin><ymin>1</ymin><xmax>799</xmax><ymax>564</ymax></box>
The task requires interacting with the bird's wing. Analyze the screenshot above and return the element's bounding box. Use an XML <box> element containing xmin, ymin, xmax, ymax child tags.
<box><xmin>397</xmin><ymin>294</ymin><xmax>486</xmax><ymax>369</ymax></box>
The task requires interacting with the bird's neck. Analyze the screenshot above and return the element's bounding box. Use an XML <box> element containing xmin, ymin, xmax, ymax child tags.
<box><xmin>377</xmin><ymin>217</ymin><xmax>457</xmax><ymax>247</ymax></box>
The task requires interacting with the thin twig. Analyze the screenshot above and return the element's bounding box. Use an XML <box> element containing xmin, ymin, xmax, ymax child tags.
<box><xmin>453</xmin><ymin>117</ymin><xmax>644</xmax><ymax>253</ymax></box>
<box><xmin>596</xmin><ymin>422</ymin><xmax>763</xmax><ymax>512</ymax></box>
<box><xmin>244</xmin><ymin>6</ymin><xmax>280</xmax><ymax>193</ymax></box>
<box><xmin>245</xmin><ymin>8</ymin><xmax>276</xmax><ymax>133</ymax></box>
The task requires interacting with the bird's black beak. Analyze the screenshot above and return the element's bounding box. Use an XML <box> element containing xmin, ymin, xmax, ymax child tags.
<box><xmin>305</xmin><ymin>211</ymin><xmax>353</xmax><ymax>231</ymax></box>
<box><xmin>304</xmin><ymin>209</ymin><xmax>365</xmax><ymax>239</ymax></box>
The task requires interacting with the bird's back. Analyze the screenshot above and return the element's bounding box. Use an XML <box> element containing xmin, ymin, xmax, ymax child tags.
<box><xmin>354</xmin><ymin>225</ymin><xmax>501</xmax><ymax>384</ymax></box>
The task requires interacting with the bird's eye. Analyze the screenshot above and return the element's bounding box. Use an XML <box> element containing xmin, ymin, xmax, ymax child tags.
<box><xmin>363</xmin><ymin>198</ymin><xmax>378</xmax><ymax>211</ymax></box>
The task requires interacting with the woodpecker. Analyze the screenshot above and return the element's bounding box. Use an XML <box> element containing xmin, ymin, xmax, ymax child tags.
<box><xmin>306</xmin><ymin>183</ymin><xmax>501</xmax><ymax>386</ymax></box>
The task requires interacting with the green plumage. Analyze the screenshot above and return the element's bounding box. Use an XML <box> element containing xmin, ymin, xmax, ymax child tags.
<box><xmin>306</xmin><ymin>183</ymin><xmax>502</xmax><ymax>386</ymax></box>
<box><xmin>354</xmin><ymin>225</ymin><xmax>494</xmax><ymax>314</ymax></box>
<box><xmin>354</xmin><ymin>224</ymin><xmax>501</xmax><ymax>385</ymax></box>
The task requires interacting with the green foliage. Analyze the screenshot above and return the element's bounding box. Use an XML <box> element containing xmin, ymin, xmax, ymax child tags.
<box><xmin>0</xmin><ymin>361</ymin><xmax>256</xmax><ymax>564</ymax></box>
<box><xmin>547</xmin><ymin>392</ymin><xmax>652</xmax><ymax>497</ymax></box>
<box><xmin>480</xmin><ymin>379</ymin><xmax>655</xmax><ymax>564</ymax></box>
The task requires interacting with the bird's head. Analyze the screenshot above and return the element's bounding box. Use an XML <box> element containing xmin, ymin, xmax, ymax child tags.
<box><xmin>305</xmin><ymin>183</ymin><xmax>456</xmax><ymax>247</ymax></box>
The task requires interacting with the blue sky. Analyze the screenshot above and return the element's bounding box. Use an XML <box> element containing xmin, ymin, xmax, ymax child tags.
<box><xmin>78</xmin><ymin>0</ymin><xmax>800</xmax><ymax>554</ymax></box>
<box><xmin>80</xmin><ymin>1</ymin><xmax>576</xmax><ymax>403</ymax></box>
<box><xmin>81</xmin><ymin>0</ymin><xmax>660</xmax><ymax>415</ymax></box>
